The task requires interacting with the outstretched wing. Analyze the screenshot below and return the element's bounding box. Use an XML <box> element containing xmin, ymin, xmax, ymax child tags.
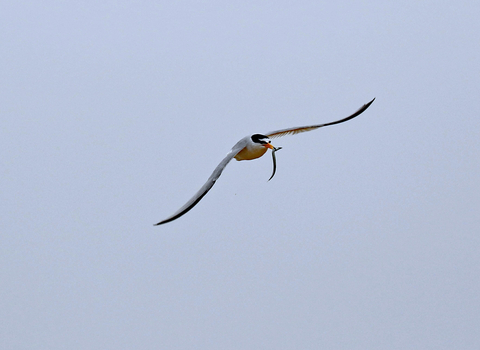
<box><xmin>155</xmin><ymin>137</ymin><xmax>249</xmax><ymax>225</ymax></box>
<box><xmin>265</xmin><ymin>98</ymin><xmax>375</xmax><ymax>139</ymax></box>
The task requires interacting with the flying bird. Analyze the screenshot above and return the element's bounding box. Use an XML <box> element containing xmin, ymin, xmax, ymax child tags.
<box><xmin>155</xmin><ymin>98</ymin><xmax>375</xmax><ymax>225</ymax></box>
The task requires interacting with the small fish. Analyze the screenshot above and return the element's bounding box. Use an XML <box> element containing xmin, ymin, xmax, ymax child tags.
<box><xmin>268</xmin><ymin>146</ymin><xmax>282</xmax><ymax>181</ymax></box>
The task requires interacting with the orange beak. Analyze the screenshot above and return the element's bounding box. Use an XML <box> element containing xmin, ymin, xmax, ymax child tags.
<box><xmin>264</xmin><ymin>143</ymin><xmax>275</xmax><ymax>150</ymax></box>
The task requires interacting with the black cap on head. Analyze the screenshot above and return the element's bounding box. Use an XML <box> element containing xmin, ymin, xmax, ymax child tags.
<box><xmin>251</xmin><ymin>134</ymin><xmax>269</xmax><ymax>144</ymax></box>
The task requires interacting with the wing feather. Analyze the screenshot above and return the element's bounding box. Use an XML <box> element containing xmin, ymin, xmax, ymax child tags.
<box><xmin>155</xmin><ymin>137</ymin><xmax>249</xmax><ymax>225</ymax></box>
<box><xmin>266</xmin><ymin>98</ymin><xmax>375</xmax><ymax>139</ymax></box>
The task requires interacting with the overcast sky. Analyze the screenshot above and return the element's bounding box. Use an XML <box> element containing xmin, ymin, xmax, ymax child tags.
<box><xmin>1</xmin><ymin>1</ymin><xmax>480</xmax><ymax>349</ymax></box>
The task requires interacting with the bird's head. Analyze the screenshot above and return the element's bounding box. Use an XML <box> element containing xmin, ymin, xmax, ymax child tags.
<box><xmin>251</xmin><ymin>134</ymin><xmax>274</xmax><ymax>149</ymax></box>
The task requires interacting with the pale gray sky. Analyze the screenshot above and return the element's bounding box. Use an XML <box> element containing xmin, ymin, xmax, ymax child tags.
<box><xmin>1</xmin><ymin>1</ymin><xmax>480</xmax><ymax>349</ymax></box>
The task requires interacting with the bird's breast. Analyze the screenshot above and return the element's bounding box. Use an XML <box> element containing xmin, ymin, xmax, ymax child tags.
<box><xmin>234</xmin><ymin>144</ymin><xmax>268</xmax><ymax>161</ymax></box>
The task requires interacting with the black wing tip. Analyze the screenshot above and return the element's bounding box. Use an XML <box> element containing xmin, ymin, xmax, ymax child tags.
<box><xmin>154</xmin><ymin>218</ymin><xmax>174</xmax><ymax>226</ymax></box>
<box><xmin>350</xmin><ymin>97</ymin><xmax>376</xmax><ymax>118</ymax></box>
<box><xmin>154</xmin><ymin>217</ymin><xmax>177</xmax><ymax>226</ymax></box>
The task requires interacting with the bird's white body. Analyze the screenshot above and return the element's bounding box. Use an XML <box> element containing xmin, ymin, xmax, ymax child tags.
<box><xmin>234</xmin><ymin>138</ymin><xmax>269</xmax><ymax>161</ymax></box>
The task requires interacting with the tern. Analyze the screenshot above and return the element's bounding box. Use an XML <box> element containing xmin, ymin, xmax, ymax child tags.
<box><xmin>155</xmin><ymin>98</ymin><xmax>375</xmax><ymax>225</ymax></box>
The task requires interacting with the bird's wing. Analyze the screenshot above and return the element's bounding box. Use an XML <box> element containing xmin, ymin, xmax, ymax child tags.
<box><xmin>155</xmin><ymin>137</ymin><xmax>249</xmax><ymax>225</ymax></box>
<box><xmin>265</xmin><ymin>98</ymin><xmax>375</xmax><ymax>139</ymax></box>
